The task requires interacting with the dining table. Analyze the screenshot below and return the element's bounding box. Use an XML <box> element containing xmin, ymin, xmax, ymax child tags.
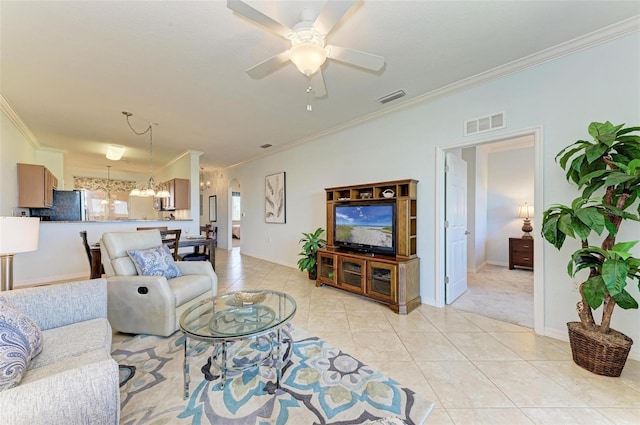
<box><xmin>90</xmin><ymin>236</ymin><xmax>216</xmax><ymax>279</ymax></box>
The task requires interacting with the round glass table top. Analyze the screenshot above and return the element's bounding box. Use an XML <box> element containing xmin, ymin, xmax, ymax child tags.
<box><xmin>180</xmin><ymin>290</ymin><xmax>296</xmax><ymax>341</ymax></box>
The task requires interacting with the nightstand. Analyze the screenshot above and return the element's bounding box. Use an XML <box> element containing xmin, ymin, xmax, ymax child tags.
<box><xmin>509</xmin><ymin>238</ymin><xmax>533</xmax><ymax>270</ymax></box>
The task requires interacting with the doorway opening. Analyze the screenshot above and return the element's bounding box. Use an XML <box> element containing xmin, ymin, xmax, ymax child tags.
<box><xmin>229</xmin><ymin>179</ymin><xmax>241</xmax><ymax>249</ymax></box>
<box><xmin>435</xmin><ymin>127</ymin><xmax>544</xmax><ymax>333</ymax></box>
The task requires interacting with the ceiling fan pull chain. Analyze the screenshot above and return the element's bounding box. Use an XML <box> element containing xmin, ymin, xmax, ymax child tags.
<box><xmin>306</xmin><ymin>85</ymin><xmax>313</xmax><ymax>112</ymax></box>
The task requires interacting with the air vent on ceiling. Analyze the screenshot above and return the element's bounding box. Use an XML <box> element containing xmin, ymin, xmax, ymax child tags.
<box><xmin>377</xmin><ymin>89</ymin><xmax>406</xmax><ymax>104</ymax></box>
<box><xmin>260</xmin><ymin>144</ymin><xmax>272</xmax><ymax>149</ymax></box>
<box><xmin>464</xmin><ymin>112</ymin><xmax>506</xmax><ymax>136</ymax></box>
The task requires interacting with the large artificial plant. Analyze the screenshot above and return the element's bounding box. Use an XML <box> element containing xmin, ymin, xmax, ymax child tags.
<box><xmin>542</xmin><ymin>121</ymin><xmax>640</xmax><ymax>334</ymax></box>
<box><xmin>297</xmin><ymin>227</ymin><xmax>326</xmax><ymax>279</ymax></box>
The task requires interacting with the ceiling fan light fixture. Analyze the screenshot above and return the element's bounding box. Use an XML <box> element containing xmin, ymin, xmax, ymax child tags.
<box><xmin>289</xmin><ymin>42</ymin><xmax>326</xmax><ymax>76</ymax></box>
<box><xmin>106</xmin><ymin>145</ymin><xmax>125</xmax><ymax>161</ymax></box>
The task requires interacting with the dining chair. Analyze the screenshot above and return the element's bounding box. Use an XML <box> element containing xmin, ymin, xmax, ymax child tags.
<box><xmin>160</xmin><ymin>229</ymin><xmax>181</xmax><ymax>261</ymax></box>
<box><xmin>80</xmin><ymin>230</ymin><xmax>104</xmax><ymax>276</ymax></box>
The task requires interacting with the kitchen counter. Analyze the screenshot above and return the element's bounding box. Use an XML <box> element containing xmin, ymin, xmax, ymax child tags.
<box><xmin>39</xmin><ymin>219</ymin><xmax>193</xmax><ymax>224</ymax></box>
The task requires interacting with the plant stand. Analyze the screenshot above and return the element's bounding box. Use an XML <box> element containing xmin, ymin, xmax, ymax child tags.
<box><xmin>567</xmin><ymin>322</ymin><xmax>633</xmax><ymax>377</ymax></box>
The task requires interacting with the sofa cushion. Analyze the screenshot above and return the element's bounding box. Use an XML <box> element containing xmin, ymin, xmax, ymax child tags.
<box><xmin>168</xmin><ymin>274</ymin><xmax>213</xmax><ymax>306</ymax></box>
<box><xmin>21</xmin><ymin>348</ymin><xmax>112</xmax><ymax>385</ymax></box>
<box><xmin>0</xmin><ymin>298</ymin><xmax>43</xmax><ymax>391</ymax></box>
<box><xmin>127</xmin><ymin>245</ymin><xmax>182</xmax><ymax>279</ymax></box>
<box><xmin>29</xmin><ymin>318</ymin><xmax>111</xmax><ymax>371</ymax></box>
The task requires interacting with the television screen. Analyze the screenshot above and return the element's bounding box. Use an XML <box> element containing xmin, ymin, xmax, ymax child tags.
<box><xmin>334</xmin><ymin>203</ymin><xmax>395</xmax><ymax>255</ymax></box>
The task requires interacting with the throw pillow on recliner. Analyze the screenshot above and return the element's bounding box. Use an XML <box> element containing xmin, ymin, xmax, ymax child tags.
<box><xmin>0</xmin><ymin>297</ymin><xmax>43</xmax><ymax>391</ymax></box>
<box><xmin>127</xmin><ymin>245</ymin><xmax>182</xmax><ymax>279</ymax></box>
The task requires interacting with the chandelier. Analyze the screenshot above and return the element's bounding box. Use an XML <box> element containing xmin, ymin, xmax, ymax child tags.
<box><xmin>123</xmin><ymin>111</ymin><xmax>170</xmax><ymax>198</ymax></box>
<box><xmin>100</xmin><ymin>165</ymin><xmax>112</xmax><ymax>206</ymax></box>
<box><xmin>199</xmin><ymin>167</ymin><xmax>210</xmax><ymax>192</ymax></box>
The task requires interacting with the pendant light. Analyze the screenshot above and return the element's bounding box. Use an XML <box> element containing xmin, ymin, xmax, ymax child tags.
<box><xmin>100</xmin><ymin>165</ymin><xmax>111</xmax><ymax>205</ymax></box>
<box><xmin>123</xmin><ymin>111</ymin><xmax>170</xmax><ymax>198</ymax></box>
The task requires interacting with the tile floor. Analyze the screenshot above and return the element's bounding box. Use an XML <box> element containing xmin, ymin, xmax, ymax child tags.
<box><xmin>214</xmin><ymin>248</ymin><xmax>640</xmax><ymax>425</ymax></box>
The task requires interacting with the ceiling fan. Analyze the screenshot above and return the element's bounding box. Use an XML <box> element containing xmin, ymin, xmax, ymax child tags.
<box><xmin>227</xmin><ymin>0</ymin><xmax>385</xmax><ymax>98</ymax></box>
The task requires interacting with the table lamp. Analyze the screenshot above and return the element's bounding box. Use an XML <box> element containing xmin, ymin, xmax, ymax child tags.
<box><xmin>0</xmin><ymin>217</ymin><xmax>40</xmax><ymax>291</ymax></box>
<box><xmin>517</xmin><ymin>203</ymin><xmax>534</xmax><ymax>239</ymax></box>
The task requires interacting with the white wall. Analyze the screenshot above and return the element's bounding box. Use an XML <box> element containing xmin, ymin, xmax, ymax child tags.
<box><xmin>224</xmin><ymin>32</ymin><xmax>640</xmax><ymax>354</ymax></box>
<box><xmin>1</xmin><ymin>30</ymin><xmax>639</xmax><ymax>357</ymax></box>
<box><xmin>486</xmin><ymin>146</ymin><xmax>535</xmax><ymax>266</ymax></box>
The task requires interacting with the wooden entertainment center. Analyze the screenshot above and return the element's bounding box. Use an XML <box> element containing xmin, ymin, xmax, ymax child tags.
<box><xmin>316</xmin><ymin>179</ymin><xmax>420</xmax><ymax>314</ymax></box>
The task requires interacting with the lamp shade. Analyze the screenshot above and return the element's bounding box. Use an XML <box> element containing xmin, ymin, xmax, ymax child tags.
<box><xmin>289</xmin><ymin>42</ymin><xmax>327</xmax><ymax>76</ymax></box>
<box><xmin>0</xmin><ymin>217</ymin><xmax>40</xmax><ymax>254</ymax></box>
<box><xmin>517</xmin><ymin>204</ymin><xmax>534</xmax><ymax>219</ymax></box>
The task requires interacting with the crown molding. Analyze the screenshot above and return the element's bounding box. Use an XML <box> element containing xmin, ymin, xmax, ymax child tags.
<box><xmin>229</xmin><ymin>16</ymin><xmax>640</xmax><ymax>169</ymax></box>
<box><xmin>0</xmin><ymin>94</ymin><xmax>41</xmax><ymax>150</ymax></box>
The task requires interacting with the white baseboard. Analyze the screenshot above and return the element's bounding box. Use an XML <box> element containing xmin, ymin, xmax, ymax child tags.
<box><xmin>486</xmin><ymin>260</ymin><xmax>508</xmax><ymax>267</ymax></box>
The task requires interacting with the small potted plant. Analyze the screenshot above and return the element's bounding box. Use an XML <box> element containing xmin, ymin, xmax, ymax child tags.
<box><xmin>297</xmin><ymin>228</ymin><xmax>326</xmax><ymax>280</ymax></box>
<box><xmin>541</xmin><ymin>121</ymin><xmax>639</xmax><ymax>377</ymax></box>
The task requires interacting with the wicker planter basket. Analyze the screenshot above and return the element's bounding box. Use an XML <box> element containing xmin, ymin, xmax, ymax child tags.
<box><xmin>567</xmin><ymin>322</ymin><xmax>633</xmax><ymax>377</ymax></box>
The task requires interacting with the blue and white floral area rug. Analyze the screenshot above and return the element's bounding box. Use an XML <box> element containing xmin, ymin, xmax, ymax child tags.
<box><xmin>112</xmin><ymin>324</ymin><xmax>434</xmax><ymax>425</ymax></box>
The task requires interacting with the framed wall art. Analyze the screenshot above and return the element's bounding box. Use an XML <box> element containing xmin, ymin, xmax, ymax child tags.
<box><xmin>265</xmin><ymin>172</ymin><xmax>286</xmax><ymax>223</ymax></box>
<box><xmin>209</xmin><ymin>195</ymin><xmax>217</xmax><ymax>222</ymax></box>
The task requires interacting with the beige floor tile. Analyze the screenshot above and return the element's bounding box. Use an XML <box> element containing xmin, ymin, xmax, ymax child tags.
<box><xmin>445</xmin><ymin>332</ymin><xmax>521</xmax><ymax>361</ymax></box>
<box><xmin>418</xmin><ymin>306</ymin><xmax>484</xmax><ymax>333</ymax></box>
<box><xmin>346</xmin><ymin>310</ymin><xmax>393</xmax><ymax>331</ymax></box>
<box><xmin>416</xmin><ymin>361</ymin><xmax>514</xmax><ymax>409</ymax></box>
<box><xmin>540</xmin><ymin>336</ymin><xmax>572</xmax><ymax>353</ymax></box>
<box><xmin>489</xmin><ymin>332</ymin><xmax>570</xmax><ymax>361</ymax></box>
<box><xmin>529</xmin><ymin>360</ymin><xmax>640</xmax><ymax>407</ymax></box>
<box><xmin>474</xmin><ymin>361</ymin><xmax>586</xmax><ymax>407</ymax></box>
<box><xmin>520</xmin><ymin>407</ymin><xmax>613</xmax><ymax>424</ymax></box>
<box><xmin>459</xmin><ymin>312</ymin><xmax>533</xmax><ymax>333</ymax></box>
<box><xmin>618</xmin><ymin>359</ymin><xmax>640</xmax><ymax>393</ymax></box>
<box><xmin>311</xmin><ymin>284</ymin><xmax>346</xmax><ymax>298</ymax></box>
<box><xmin>351</xmin><ymin>331</ymin><xmax>412</xmax><ymax>362</ymax></box>
<box><xmin>305</xmin><ymin>311</ymin><xmax>351</xmax><ymax>332</ymax></box>
<box><xmin>309</xmin><ymin>296</ymin><xmax>346</xmax><ymax>313</ymax></box>
<box><xmin>383</xmin><ymin>309</ymin><xmax>440</xmax><ymax>332</ymax></box>
<box><xmin>423</xmin><ymin>408</ymin><xmax>454</xmax><ymax>424</ymax></box>
<box><xmin>342</xmin><ymin>293</ymin><xmax>389</xmax><ymax>312</ymax></box>
<box><xmin>398</xmin><ymin>332</ymin><xmax>467</xmax><ymax>361</ymax></box>
<box><xmin>446</xmin><ymin>408</ymin><xmax>534</xmax><ymax>424</ymax></box>
<box><xmin>596</xmin><ymin>408</ymin><xmax>640</xmax><ymax>425</ymax></box>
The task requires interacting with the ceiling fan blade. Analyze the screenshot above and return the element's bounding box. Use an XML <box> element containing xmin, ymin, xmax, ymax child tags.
<box><xmin>227</xmin><ymin>0</ymin><xmax>292</xmax><ymax>38</ymax></box>
<box><xmin>310</xmin><ymin>69</ymin><xmax>327</xmax><ymax>98</ymax></box>
<box><xmin>313</xmin><ymin>0</ymin><xmax>356</xmax><ymax>36</ymax></box>
<box><xmin>246</xmin><ymin>51</ymin><xmax>291</xmax><ymax>79</ymax></box>
<box><xmin>326</xmin><ymin>45</ymin><xmax>385</xmax><ymax>71</ymax></box>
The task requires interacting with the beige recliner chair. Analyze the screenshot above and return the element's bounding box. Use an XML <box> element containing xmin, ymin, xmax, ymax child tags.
<box><xmin>100</xmin><ymin>230</ymin><xmax>217</xmax><ymax>336</ymax></box>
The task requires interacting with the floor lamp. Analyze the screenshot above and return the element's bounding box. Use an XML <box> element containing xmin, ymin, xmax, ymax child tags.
<box><xmin>0</xmin><ymin>217</ymin><xmax>40</xmax><ymax>291</ymax></box>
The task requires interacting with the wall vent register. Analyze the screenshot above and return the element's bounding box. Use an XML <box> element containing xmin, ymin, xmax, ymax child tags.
<box><xmin>464</xmin><ymin>112</ymin><xmax>505</xmax><ymax>136</ymax></box>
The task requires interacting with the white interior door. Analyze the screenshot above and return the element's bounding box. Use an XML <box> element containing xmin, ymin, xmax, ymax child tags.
<box><xmin>445</xmin><ymin>152</ymin><xmax>468</xmax><ymax>304</ymax></box>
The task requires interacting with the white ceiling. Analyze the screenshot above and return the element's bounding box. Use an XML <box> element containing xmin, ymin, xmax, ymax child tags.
<box><xmin>1</xmin><ymin>1</ymin><xmax>638</xmax><ymax>174</ymax></box>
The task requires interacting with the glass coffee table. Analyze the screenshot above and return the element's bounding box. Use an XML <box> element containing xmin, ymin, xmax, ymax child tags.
<box><xmin>180</xmin><ymin>289</ymin><xmax>296</xmax><ymax>398</ymax></box>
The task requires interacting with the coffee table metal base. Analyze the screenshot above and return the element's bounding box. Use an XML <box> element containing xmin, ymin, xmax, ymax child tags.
<box><xmin>183</xmin><ymin>328</ymin><xmax>293</xmax><ymax>398</ymax></box>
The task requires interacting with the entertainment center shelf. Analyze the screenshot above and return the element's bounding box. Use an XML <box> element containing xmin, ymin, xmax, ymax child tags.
<box><xmin>318</xmin><ymin>179</ymin><xmax>420</xmax><ymax>314</ymax></box>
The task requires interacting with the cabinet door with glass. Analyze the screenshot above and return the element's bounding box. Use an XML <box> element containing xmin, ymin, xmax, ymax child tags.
<box><xmin>367</xmin><ymin>261</ymin><xmax>397</xmax><ymax>302</ymax></box>
<box><xmin>317</xmin><ymin>252</ymin><xmax>336</xmax><ymax>285</ymax></box>
<box><xmin>338</xmin><ymin>257</ymin><xmax>365</xmax><ymax>294</ymax></box>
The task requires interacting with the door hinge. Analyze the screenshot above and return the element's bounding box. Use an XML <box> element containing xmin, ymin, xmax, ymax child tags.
<box><xmin>445</xmin><ymin>165</ymin><xmax>450</xmax><ymax>172</ymax></box>
<box><xmin>444</xmin><ymin>220</ymin><xmax>449</xmax><ymax>228</ymax></box>
<box><xmin>445</xmin><ymin>276</ymin><xmax>450</xmax><ymax>284</ymax></box>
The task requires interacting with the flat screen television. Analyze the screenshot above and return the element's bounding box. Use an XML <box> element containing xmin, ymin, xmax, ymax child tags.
<box><xmin>334</xmin><ymin>202</ymin><xmax>396</xmax><ymax>256</ymax></box>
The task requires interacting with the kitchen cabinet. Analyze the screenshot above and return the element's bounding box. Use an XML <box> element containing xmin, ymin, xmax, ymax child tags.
<box><xmin>160</xmin><ymin>178</ymin><xmax>189</xmax><ymax>210</ymax></box>
<box><xmin>17</xmin><ymin>163</ymin><xmax>58</xmax><ymax>208</ymax></box>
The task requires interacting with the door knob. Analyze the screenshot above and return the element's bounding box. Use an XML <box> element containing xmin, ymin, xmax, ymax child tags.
<box><xmin>464</xmin><ymin>231</ymin><xmax>471</xmax><ymax>235</ymax></box>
